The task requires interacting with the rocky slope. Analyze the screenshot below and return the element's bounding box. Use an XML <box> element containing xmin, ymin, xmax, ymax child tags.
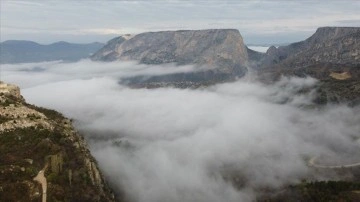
<box><xmin>0</xmin><ymin>40</ymin><xmax>104</xmax><ymax>64</ymax></box>
<box><xmin>260</xmin><ymin>27</ymin><xmax>359</xmax><ymax>68</ymax></box>
<box><xmin>256</xmin><ymin>27</ymin><xmax>360</xmax><ymax>105</ymax></box>
<box><xmin>91</xmin><ymin>29</ymin><xmax>248</xmax><ymax>86</ymax></box>
<box><xmin>0</xmin><ymin>82</ymin><xmax>116</xmax><ymax>201</ymax></box>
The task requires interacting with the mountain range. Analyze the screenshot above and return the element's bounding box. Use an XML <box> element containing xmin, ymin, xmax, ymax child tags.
<box><xmin>91</xmin><ymin>27</ymin><xmax>359</xmax><ymax>98</ymax></box>
<box><xmin>0</xmin><ymin>40</ymin><xmax>104</xmax><ymax>64</ymax></box>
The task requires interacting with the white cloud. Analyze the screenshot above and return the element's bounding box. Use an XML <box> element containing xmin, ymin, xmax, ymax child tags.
<box><xmin>1</xmin><ymin>59</ymin><xmax>197</xmax><ymax>88</ymax></box>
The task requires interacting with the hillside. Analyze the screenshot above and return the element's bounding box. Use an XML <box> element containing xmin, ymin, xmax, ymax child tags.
<box><xmin>266</xmin><ymin>27</ymin><xmax>359</xmax><ymax>67</ymax></box>
<box><xmin>0</xmin><ymin>40</ymin><xmax>104</xmax><ymax>64</ymax></box>
<box><xmin>256</xmin><ymin>27</ymin><xmax>360</xmax><ymax>105</ymax></box>
<box><xmin>0</xmin><ymin>82</ymin><xmax>116</xmax><ymax>201</ymax></box>
<box><xmin>257</xmin><ymin>27</ymin><xmax>360</xmax><ymax>76</ymax></box>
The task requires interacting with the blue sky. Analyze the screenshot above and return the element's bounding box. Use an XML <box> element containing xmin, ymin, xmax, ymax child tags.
<box><xmin>1</xmin><ymin>0</ymin><xmax>359</xmax><ymax>44</ymax></box>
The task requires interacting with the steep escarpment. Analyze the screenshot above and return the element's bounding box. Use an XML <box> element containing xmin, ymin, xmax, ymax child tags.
<box><xmin>91</xmin><ymin>29</ymin><xmax>248</xmax><ymax>86</ymax></box>
<box><xmin>0</xmin><ymin>82</ymin><xmax>116</xmax><ymax>201</ymax></box>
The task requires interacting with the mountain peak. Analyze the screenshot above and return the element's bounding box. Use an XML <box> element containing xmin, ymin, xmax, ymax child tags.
<box><xmin>51</xmin><ymin>41</ymin><xmax>71</xmax><ymax>45</ymax></box>
<box><xmin>310</xmin><ymin>27</ymin><xmax>360</xmax><ymax>42</ymax></box>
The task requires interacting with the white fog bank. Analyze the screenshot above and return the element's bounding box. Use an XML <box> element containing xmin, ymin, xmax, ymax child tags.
<box><xmin>2</xmin><ymin>61</ymin><xmax>360</xmax><ymax>202</ymax></box>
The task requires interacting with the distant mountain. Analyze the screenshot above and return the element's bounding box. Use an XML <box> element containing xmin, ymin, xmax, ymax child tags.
<box><xmin>0</xmin><ymin>40</ymin><xmax>104</xmax><ymax>64</ymax></box>
<box><xmin>91</xmin><ymin>29</ymin><xmax>249</xmax><ymax>87</ymax></box>
<box><xmin>261</xmin><ymin>27</ymin><xmax>360</xmax><ymax>69</ymax></box>
<box><xmin>91</xmin><ymin>27</ymin><xmax>360</xmax><ymax>91</ymax></box>
<box><xmin>256</xmin><ymin>27</ymin><xmax>360</xmax><ymax>105</ymax></box>
<box><xmin>255</xmin><ymin>27</ymin><xmax>360</xmax><ymax>80</ymax></box>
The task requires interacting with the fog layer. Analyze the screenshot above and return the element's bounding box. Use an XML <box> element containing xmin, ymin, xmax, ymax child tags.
<box><xmin>2</xmin><ymin>60</ymin><xmax>360</xmax><ymax>202</ymax></box>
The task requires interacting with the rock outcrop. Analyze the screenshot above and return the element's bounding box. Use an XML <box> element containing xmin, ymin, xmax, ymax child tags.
<box><xmin>0</xmin><ymin>82</ymin><xmax>23</xmax><ymax>100</ymax></box>
<box><xmin>91</xmin><ymin>29</ymin><xmax>249</xmax><ymax>86</ymax></box>
<box><xmin>0</xmin><ymin>82</ymin><xmax>116</xmax><ymax>201</ymax></box>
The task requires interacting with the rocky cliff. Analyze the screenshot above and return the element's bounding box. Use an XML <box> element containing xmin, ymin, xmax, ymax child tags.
<box><xmin>255</xmin><ymin>27</ymin><xmax>360</xmax><ymax>105</ymax></box>
<box><xmin>262</xmin><ymin>27</ymin><xmax>359</xmax><ymax>68</ymax></box>
<box><xmin>91</xmin><ymin>29</ymin><xmax>249</xmax><ymax>86</ymax></box>
<box><xmin>0</xmin><ymin>82</ymin><xmax>116</xmax><ymax>201</ymax></box>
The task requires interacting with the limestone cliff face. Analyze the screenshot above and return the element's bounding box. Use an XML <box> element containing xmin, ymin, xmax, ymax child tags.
<box><xmin>255</xmin><ymin>27</ymin><xmax>360</xmax><ymax>105</ymax></box>
<box><xmin>0</xmin><ymin>82</ymin><xmax>116</xmax><ymax>201</ymax></box>
<box><xmin>262</xmin><ymin>27</ymin><xmax>360</xmax><ymax>68</ymax></box>
<box><xmin>91</xmin><ymin>29</ymin><xmax>249</xmax><ymax>86</ymax></box>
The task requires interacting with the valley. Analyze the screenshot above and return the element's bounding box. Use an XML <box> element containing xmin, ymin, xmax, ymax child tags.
<box><xmin>1</xmin><ymin>1</ymin><xmax>359</xmax><ymax>200</ymax></box>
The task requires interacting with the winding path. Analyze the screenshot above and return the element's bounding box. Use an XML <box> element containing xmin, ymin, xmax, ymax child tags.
<box><xmin>308</xmin><ymin>156</ymin><xmax>360</xmax><ymax>169</ymax></box>
<box><xmin>33</xmin><ymin>165</ymin><xmax>48</xmax><ymax>202</ymax></box>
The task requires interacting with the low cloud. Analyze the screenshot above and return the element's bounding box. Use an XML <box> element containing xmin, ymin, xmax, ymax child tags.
<box><xmin>1</xmin><ymin>59</ymin><xmax>196</xmax><ymax>88</ymax></box>
<box><xmin>2</xmin><ymin>61</ymin><xmax>360</xmax><ymax>202</ymax></box>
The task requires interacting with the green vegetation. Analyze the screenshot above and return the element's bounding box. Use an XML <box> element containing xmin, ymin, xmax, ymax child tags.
<box><xmin>0</xmin><ymin>127</ymin><xmax>52</xmax><ymax>167</ymax></box>
<box><xmin>0</xmin><ymin>115</ymin><xmax>11</xmax><ymax>124</ymax></box>
<box><xmin>297</xmin><ymin>181</ymin><xmax>360</xmax><ymax>202</ymax></box>
<box><xmin>260</xmin><ymin>180</ymin><xmax>360</xmax><ymax>202</ymax></box>
<box><xmin>0</xmin><ymin>94</ymin><xmax>18</xmax><ymax>107</ymax></box>
<box><xmin>26</xmin><ymin>104</ymin><xmax>65</xmax><ymax>121</ymax></box>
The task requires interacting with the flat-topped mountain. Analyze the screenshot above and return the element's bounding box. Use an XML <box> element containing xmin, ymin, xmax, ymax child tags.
<box><xmin>0</xmin><ymin>40</ymin><xmax>104</xmax><ymax>64</ymax></box>
<box><xmin>91</xmin><ymin>29</ymin><xmax>249</xmax><ymax>86</ymax></box>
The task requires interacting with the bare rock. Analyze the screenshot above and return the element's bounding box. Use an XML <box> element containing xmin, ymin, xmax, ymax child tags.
<box><xmin>91</xmin><ymin>29</ymin><xmax>249</xmax><ymax>86</ymax></box>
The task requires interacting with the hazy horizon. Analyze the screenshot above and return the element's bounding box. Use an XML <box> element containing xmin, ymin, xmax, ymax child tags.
<box><xmin>1</xmin><ymin>0</ymin><xmax>359</xmax><ymax>44</ymax></box>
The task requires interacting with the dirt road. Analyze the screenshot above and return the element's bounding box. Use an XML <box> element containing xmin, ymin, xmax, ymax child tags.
<box><xmin>308</xmin><ymin>156</ymin><xmax>360</xmax><ymax>169</ymax></box>
<box><xmin>33</xmin><ymin>166</ymin><xmax>47</xmax><ymax>202</ymax></box>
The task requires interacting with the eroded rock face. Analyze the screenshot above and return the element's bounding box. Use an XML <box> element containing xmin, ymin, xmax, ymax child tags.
<box><xmin>91</xmin><ymin>29</ymin><xmax>249</xmax><ymax>86</ymax></box>
<box><xmin>0</xmin><ymin>82</ymin><xmax>116</xmax><ymax>202</ymax></box>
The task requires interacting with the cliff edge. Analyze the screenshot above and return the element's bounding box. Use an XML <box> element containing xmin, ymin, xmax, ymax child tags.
<box><xmin>256</xmin><ymin>27</ymin><xmax>360</xmax><ymax>105</ymax></box>
<box><xmin>0</xmin><ymin>81</ymin><xmax>116</xmax><ymax>201</ymax></box>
